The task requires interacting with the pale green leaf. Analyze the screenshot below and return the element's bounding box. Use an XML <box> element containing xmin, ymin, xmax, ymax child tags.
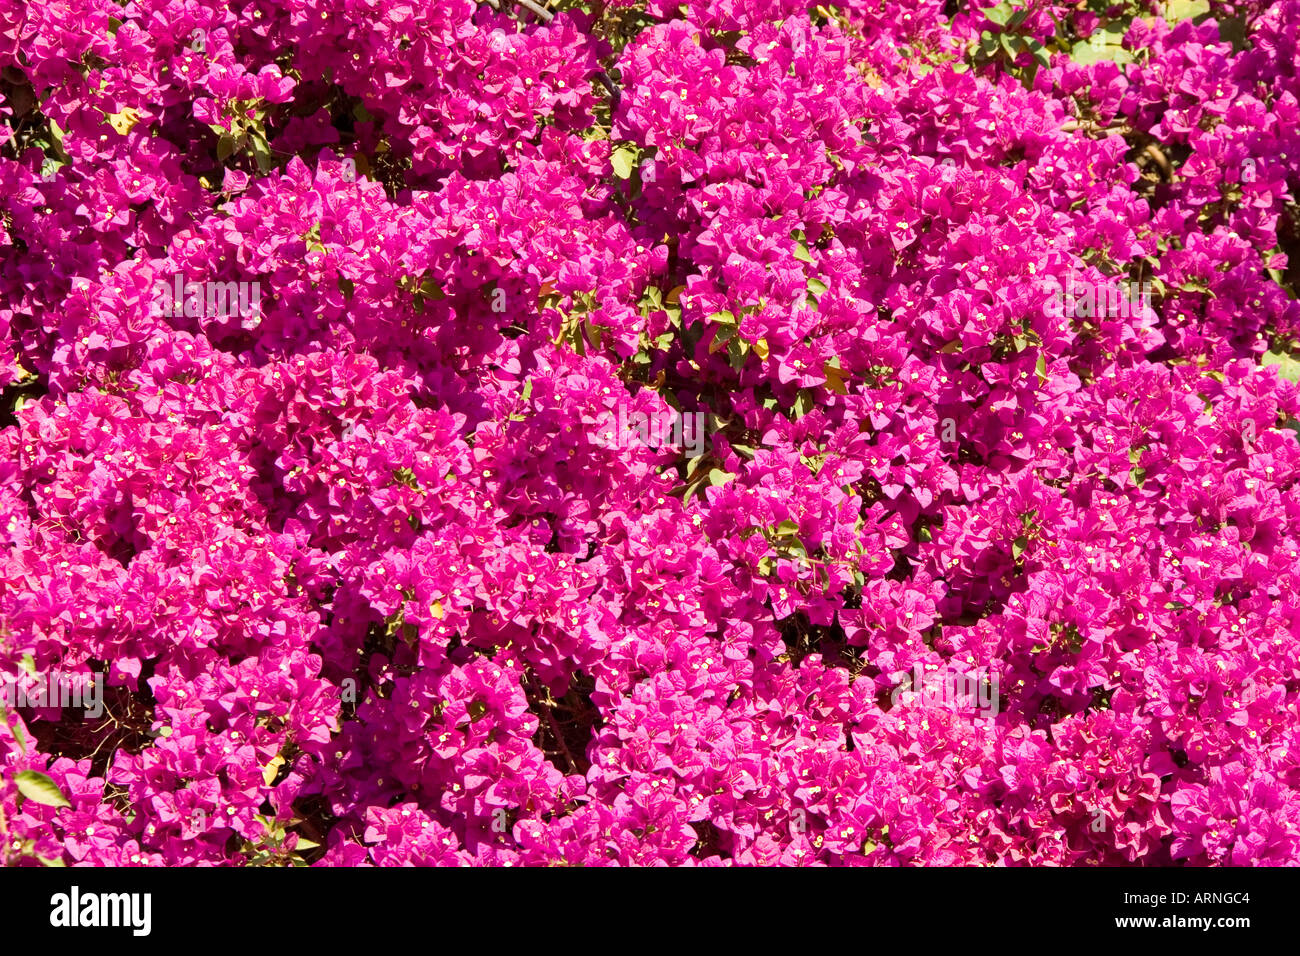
<box><xmin>1165</xmin><ymin>0</ymin><xmax>1210</xmax><ymax>24</ymax></box>
<box><xmin>1263</xmin><ymin>350</ymin><xmax>1300</xmax><ymax>383</ymax></box>
<box><xmin>611</xmin><ymin>144</ymin><xmax>638</xmax><ymax>179</ymax></box>
<box><xmin>14</xmin><ymin>770</ymin><xmax>71</xmax><ymax>808</ymax></box>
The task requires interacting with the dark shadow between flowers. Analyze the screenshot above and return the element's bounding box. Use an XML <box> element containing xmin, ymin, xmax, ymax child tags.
<box><xmin>525</xmin><ymin>669</ymin><xmax>600</xmax><ymax>778</ymax></box>
<box><xmin>26</xmin><ymin>660</ymin><xmax>159</xmax><ymax>782</ymax></box>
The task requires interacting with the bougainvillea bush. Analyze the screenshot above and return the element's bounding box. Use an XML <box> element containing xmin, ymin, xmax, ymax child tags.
<box><xmin>3</xmin><ymin>0</ymin><xmax>1300</xmax><ymax>867</ymax></box>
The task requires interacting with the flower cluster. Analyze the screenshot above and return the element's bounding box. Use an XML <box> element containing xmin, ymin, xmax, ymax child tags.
<box><xmin>3</xmin><ymin>0</ymin><xmax>1300</xmax><ymax>866</ymax></box>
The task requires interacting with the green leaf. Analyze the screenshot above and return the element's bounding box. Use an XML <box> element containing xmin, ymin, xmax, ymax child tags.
<box><xmin>807</xmin><ymin>277</ymin><xmax>828</xmax><ymax>297</ymax></box>
<box><xmin>823</xmin><ymin>359</ymin><xmax>848</xmax><ymax>394</ymax></box>
<box><xmin>985</xmin><ymin>2</ymin><xmax>1014</xmax><ymax>27</ymax></box>
<box><xmin>1165</xmin><ymin>0</ymin><xmax>1210</xmax><ymax>24</ymax></box>
<box><xmin>0</xmin><ymin>707</ymin><xmax>26</xmax><ymax>756</ymax></box>
<box><xmin>1012</xmin><ymin>536</ymin><xmax>1028</xmax><ymax>560</ymax></box>
<box><xmin>418</xmin><ymin>276</ymin><xmax>446</xmax><ymax>301</ymax></box>
<box><xmin>793</xmin><ymin>242</ymin><xmax>814</xmax><ymax>264</ymax></box>
<box><xmin>611</xmin><ymin>144</ymin><xmax>638</xmax><ymax>179</ymax></box>
<box><xmin>1215</xmin><ymin>14</ymin><xmax>1250</xmax><ymax>52</ymax></box>
<box><xmin>1046</xmin><ymin>12</ymin><xmax>1072</xmax><ymax>52</ymax></box>
<box><xmin>775</xmin><ymin>519</ymin><xmax>800</xmax><ymax>535</ymax></box>
<box><xmin>14</xmin><ymin>770</ymin><xmax>71</xmax><ymax>808</ymax></box>
<box><xmin>708</xmin><ymin>468</ymin><xmax>736</xmax><ymax>487</ymax></box>
<box><xmin>709</xmin><ymin>321</ymin><xmax>739</xmax><ymax>354</ymax></box>
<box><xmin>217</xmin><ymin>133</ymin><xmax>236</xmax><ymax>162</ymax></box>
<box><xmin>39</xmin><ymin>158</ymin><xmax>63</xmax><ymax>184</ymax></box>
<box><xmin>303</xmin><ymin>222</ymin><xmax>322</xmax><ymax>246</ymax></box>
<box><xmin>249</xmin><ymin>129</ymin><xmax>273</xmax><ymax>172</ymax></box>
<box><xmin>1263</xmin><ymin>350</ymin><xmax>1300</xmax><ymax>383</ymax></box>
<box><xmin>1071</xmin><ymin>22</ymin><xmax>1133</xmax><ymax>66</ymax></box>
<box><xmin>1024</xmin><ymin>36</ymin><xmax>1052</xmax><ymax>68</ymax></box>
<box><xmin>727</xmin><ymin>335</ymin><xmax>749</xmax><ymax>371</ymax></box>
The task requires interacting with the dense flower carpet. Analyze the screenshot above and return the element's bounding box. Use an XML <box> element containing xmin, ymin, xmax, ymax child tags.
<box><xmin>2</xmin><ymin>0</ymin><xmax>1300</xmax><ymax>866</ymax></box>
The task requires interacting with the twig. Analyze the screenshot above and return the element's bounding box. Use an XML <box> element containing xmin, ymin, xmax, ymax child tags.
<box><xmin>1059</xmin><ymin>119</ymin><xmax>1130</xmax><ymax>136</ymax></box>
<box><xmin>1144</xmin><ymin>142</ymin><xmax>1172</xmax><ymax>179</ymax></box>
<box><xmin>0</xmin><ymin>793</ymin><xmax>11</xmax><ymax>866</ymax></box>
<box><xmin>595</xmin><ymin>72</ymin><xmax>621</xmax><ymax>114</ymax></box>
<box><xmin>544</xmin><ymin>706</ymin><xmax>578</xmax><ymax>772</ymax></box>
<box><xmin>515</xmin><ymin>0</ymin><xmax>554</xmax><ymax>21</ymax></box>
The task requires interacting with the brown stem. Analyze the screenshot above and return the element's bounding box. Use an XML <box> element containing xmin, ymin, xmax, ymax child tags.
<box><xmin>515</xmin><ymin>0</ymin><xmax>553</xmax><ymax>21</ymax></box>
<box><xmin>544</xmin><ymin>706</ymin><xmax>578</xmax><ymax>773</ymax></box>
<box><xmin>1144</xmin><ymin>143</ymin><xmax>1172</xmax><ymax>180</ymax></box>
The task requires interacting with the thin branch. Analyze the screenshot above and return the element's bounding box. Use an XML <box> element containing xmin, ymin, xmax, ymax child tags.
<box><xmin>1059</xmin><ymin>119</ymin><xmax>1131</xmax><ymax>136</ymax></box>
<box><xmin>595</xmin><ymin>72</ymin><xmax>621</xmax><ymax>113</ymax></box>
<box><xmin>1144</xmin><ymin>142</ymin><xmax>1172</xmax><ymax>180</ymax></box>
<box><xmin>543</xmin><ymin>706</ymin><xmax>578</xmax><ymax>773</ymax></box>
<box><xmin>515</xmin><ymin>0</ymin><xmax>554</xmax><ymax>21</ymax></box>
